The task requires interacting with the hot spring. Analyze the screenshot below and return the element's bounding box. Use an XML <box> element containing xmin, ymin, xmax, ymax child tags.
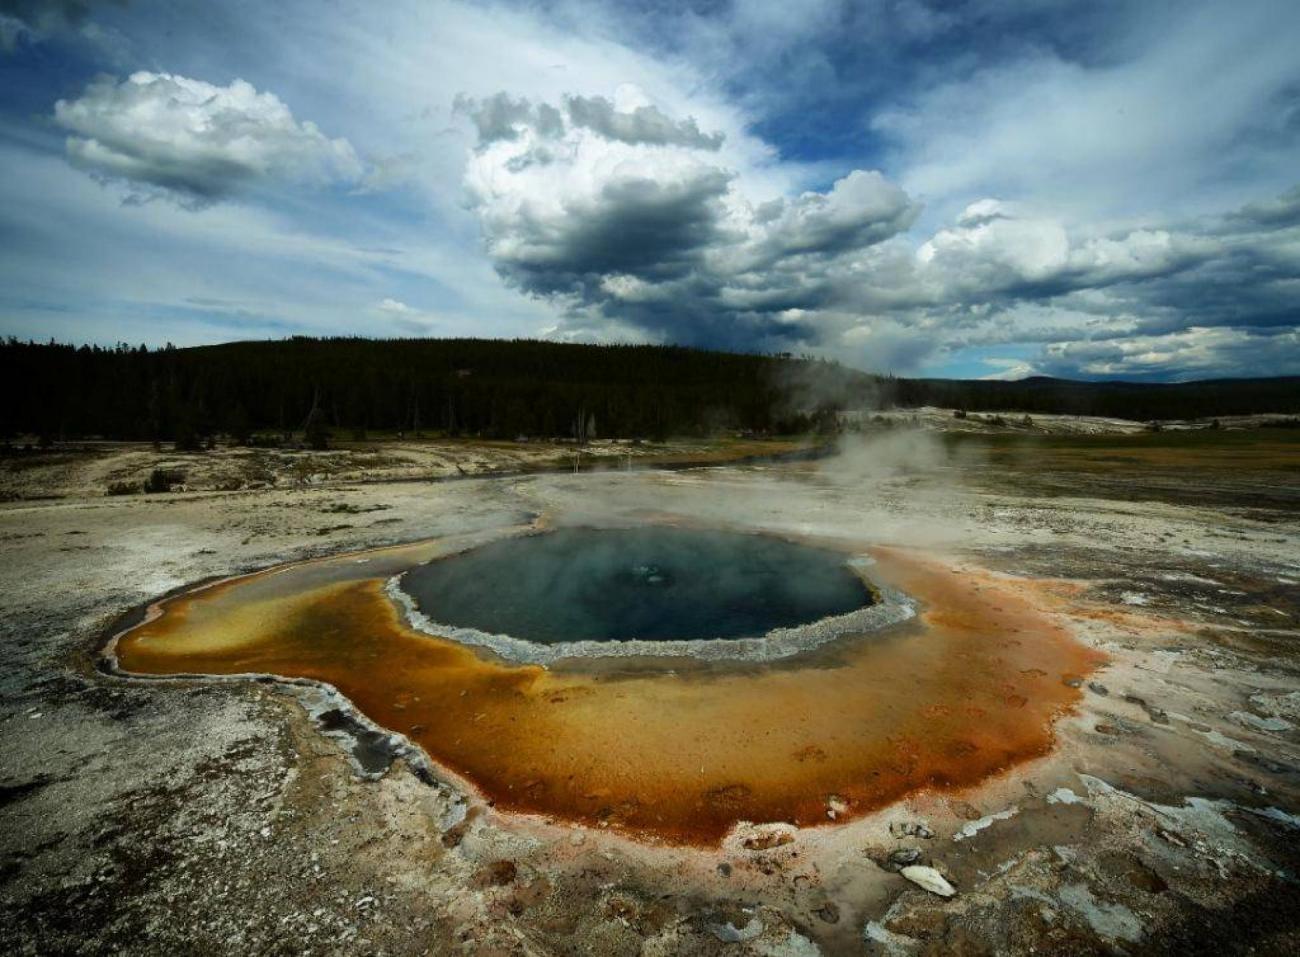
<box><xmin>398</xmin><ymin>526</ymin><xmax>874</xmax><ymax>645</ymax></box>
<box><xmin>108</xmin><ymin>520</ymin><xmax>1102</xmax><ymax>844</ymax></box>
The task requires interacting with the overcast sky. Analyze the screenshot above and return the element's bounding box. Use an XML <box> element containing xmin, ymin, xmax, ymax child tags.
<box><xmin>1</xmin><ymin>0</ymin><xmax>1298</xmax><ymax>380</ymax></box>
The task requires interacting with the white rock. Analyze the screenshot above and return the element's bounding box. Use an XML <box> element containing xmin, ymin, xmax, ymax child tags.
<box><xmin>953</xmin><ymin>807</ymin><xmax>1017</xmax><ymax>841</ymax></box>
<box><xmin>1227</xmin><ymin>711</ymin><xmax>1294</xmax><ymax>733</ymax></box>
<box><xmin>1047</xmin><ymin>787</ymin><xmax>1085</xmax><ymax>805</ymax></box>
<box><xmin>863</xmin><ymin>921</ymin><xmax>919</xmax><ymax>955</ymax></box>
<box><xmin>899</xmin><ymin>865</ymin><xmax>956</xmax><ymax>897</ymax></box>
<box><xmin>708</xmin><ymin>917</ymin><xmax>764</xmax><ymax>943</ymax></box>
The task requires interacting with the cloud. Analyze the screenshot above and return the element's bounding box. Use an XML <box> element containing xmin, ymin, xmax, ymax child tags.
<box><xmin>564</xmin><ymin>94</ymin><xmax>724</xmax><ymax>150</ymax></box>
<box><xmin>375</xmin><ymin>297</ymin><xmax>443</xmax><ymax>334</ymax></box>
<box><xmin>1223</xmin><ymin>186</ymin><xmax>1300</xmax><ymax>232</ymax></box>
<box><xmin>1</xmin><ymin>0</ymin><xmax>128</xmax><ymax>55</ymax></box>
<box><xmin>751</xmin><ymin>171</ymin><xmax>918</xmax><ymax>259</ymax></box>
<box><xmin>452</xmin><ymin>90</ymin><xmax>725</xmax><ymax>151</ymax></box>
<box><xmin>1039</xmin><ymin>325</ymin><xmax>1300</xmax><ymax>381</ymax></box>
<box><xmin>53</xmin><ymin>71</ymin><xmax>363</xmax><ymax>206</ymax></box>
<box><xmin>456</xmin><ymin>89</ymin><xmax>1300</xmax><ymax>376</ymax></box>
<box><xmin>1</xmin><ymin>0</ymin><xmax>92</xmax><ymax>47</ymax></box>
<box><xmin>6</xmin><ymin>0</ymin><xmax>1300</xmax><ymax>380</ymax></box>
<box><xmin>979</xmin><ymin>358</ymin><xmax>1042</xmax><ymax>381</ymax></box>
<box><xmin>458</xmin><ymin>90</ymin><xmax>921</xmax><ymax>352</ymax></box>
<box><xmin>871</xmin><ymin>1</ymin><xmax>1300</xmax><ymax>225</ymax></box>
<box><xmin>453</xmin><ymin>92</ymin><xmax>565</xmax><ymax>145</ymax></box>
<box><xmin>459</xmin><ymin>85</ymin><xmax>1300</xmax><ymax>376</ymax></box>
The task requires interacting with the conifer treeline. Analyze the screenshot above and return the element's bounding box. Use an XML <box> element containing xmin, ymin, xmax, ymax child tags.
<box><xmin>889</xmin><ymin>375</ymin><xmax>1300</xmax><ymax>422</ymax></box>
<box><xmin>1</xmin><ymin>336</ymin><xmax>1295</xmax><ymax>443</ymax></box>
<box><xmin>0</xmin><ymin>337</ymin><xmax>861</xmax><ymax>443</ymax></box>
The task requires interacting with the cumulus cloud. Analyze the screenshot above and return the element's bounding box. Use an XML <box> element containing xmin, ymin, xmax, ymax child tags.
<box><xmin>457</xmin><ymin>87</ymin><xmax>1300</xmax><ymax>378</ymax></box>
<box><xmin>53</xmin><ymin>71</ymin><xmax>363</xmax><ymax>206</ymax></box>
<box><xmin>457</xmin><ymin>90</ymin><xmax>922</xmax><ymax>351</ymax></box>
<box><xmin>455</xmin><ymin>88</ymin><xmax>1300</xmax><ymax>375</ymax></box>
<box><xmin>751</xmin><ymin>171</ymin><xmax>917</xmax><ymax>259</ymax></box>
<box><xmin>7</xmin><ymin>0</ymin><xmax>1298</xmax><ymax>381</ymax></box>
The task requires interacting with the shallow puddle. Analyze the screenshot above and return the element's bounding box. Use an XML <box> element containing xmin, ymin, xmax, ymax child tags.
<box><xmin>111</xmin><ymin>530</ymin><xmax>1103</xmax><ymax>844</ymax></box>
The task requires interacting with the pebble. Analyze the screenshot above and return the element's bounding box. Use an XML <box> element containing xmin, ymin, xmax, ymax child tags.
<box><xmin>887</xmin><ymin>848</ymin><xmax>922</xmax><ymax>870</ymax></box>
<box><xmin>826</xmin><ymin>794</ymin><xmax>848</xmax><ymax>820</ymax></box>
<box><xmin>889</xmin><ymin>821</ymin><xmax>934</xmax><ymax>840</ymax></box>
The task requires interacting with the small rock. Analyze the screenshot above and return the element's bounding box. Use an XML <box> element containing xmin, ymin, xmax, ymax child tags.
<box><xmin>826</xmin><ymin>794</ymin><xmax>848</xmax><ymax>820</ymax></box>
<box><xmin>889</xmin><ymin>821</ymin><xmax>934</xmax><ymax>840</ymax></box>
<box><xmin>1156</xmin><ymin>827</ymin><xmax>1187</xmax><ymax>847</ymax></box>
<box><xmin>717</xmin><ymin>862</ymin><xmax>732</xmax><ymax>877</ymax></box>
<box><xmin>900</xmin><ymin>865</ymin><xmax>956</xmax><ymax>897</ymax></box>
<box><xmin>708</xmin><ymin>917</ymin><xmax>764</xmax><ymax>943</ymax></box>
<box><xmin>886</xmin><ymin>848</ymin><xmax>922</xmax><ymax>870</ymax></box>
<box><xmin>1046</xmin><ymin>787</ymin><xmax>1084</xmax><ymax>806</ymax></box>
<box><xmin>1063</xmin><ymin>676</ymin><xmax>1084</xmax><ymax>689</ymax></box>
<box><xmin>1088</xmin><ymin>682</ymin><xmax>1109</xmax><ymax>696</ymax></box>
<box><xmin>742</xmin><ymin>826</ymin><xmax>795</xmax><ymax>851</ymax></box>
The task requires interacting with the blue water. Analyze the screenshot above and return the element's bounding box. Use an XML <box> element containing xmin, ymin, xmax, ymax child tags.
<box><xmin>400</xmin><ymin>526</ymin><xmax>872</xmax><ymax>644</ymax></box>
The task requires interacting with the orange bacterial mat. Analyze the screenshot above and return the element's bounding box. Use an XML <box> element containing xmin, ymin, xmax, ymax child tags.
<box><xmin>112</xmin><ymin>534</ymin><xmax>1102</xmax><ymax>844</ymax></box>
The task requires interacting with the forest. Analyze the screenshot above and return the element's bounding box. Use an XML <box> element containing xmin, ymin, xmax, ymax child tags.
<box><xmin>2</xmin><ymin>336</ymin><xmax>1296</xmax><ymax>446</ymax></box>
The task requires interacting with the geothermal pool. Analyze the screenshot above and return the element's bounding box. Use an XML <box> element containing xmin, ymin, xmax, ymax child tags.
<box><xmin>109</xmin><ymin>525</ymin><xmax>1101</xmax><ymax>844</ymax></box>
<box><xmin>400</xmin><ymin>527</ymin><xmax>874</xmax><ymax>644</ymax></box>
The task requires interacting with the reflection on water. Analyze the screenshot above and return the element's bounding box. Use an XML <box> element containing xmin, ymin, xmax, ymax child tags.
<box><xmin>112</xmin><ymin>531</ymin><xmax>1103</xmax><ymax>845</ymax></box>
<box><xmin>400</xmin><ymin>527</ymin><xmax>873</xmax><ymax>643</ymax></box>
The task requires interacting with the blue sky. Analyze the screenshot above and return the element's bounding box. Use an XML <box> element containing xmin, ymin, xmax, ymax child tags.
<box><xmin>1</xmin><ymin>0</ymin><xmax>1298</xmax><ymax>380</ymax></box>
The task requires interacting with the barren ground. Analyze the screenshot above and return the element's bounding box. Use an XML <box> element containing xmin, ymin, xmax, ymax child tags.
<box><xmin>2</xmin><ymin>420</ymin><xmax>1298</xmax><ymax>955</ymax></box>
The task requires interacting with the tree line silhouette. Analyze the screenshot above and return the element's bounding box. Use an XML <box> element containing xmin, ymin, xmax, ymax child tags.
<box><xmin>1</xmin><ymin>336</ymin><xmax>1295</xmax><ymax>446</ymax></box>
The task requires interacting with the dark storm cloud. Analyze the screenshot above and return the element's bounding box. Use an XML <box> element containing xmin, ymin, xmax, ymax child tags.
<box><xmin>1222</xmin><ymin>186</ymin><xmax>1300</xmax><ymax>232</ymax></box>
<box><xmin>492</xmin><ymin>168</ymin><xmax>734</xmax><ymax>295</ymax></box>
